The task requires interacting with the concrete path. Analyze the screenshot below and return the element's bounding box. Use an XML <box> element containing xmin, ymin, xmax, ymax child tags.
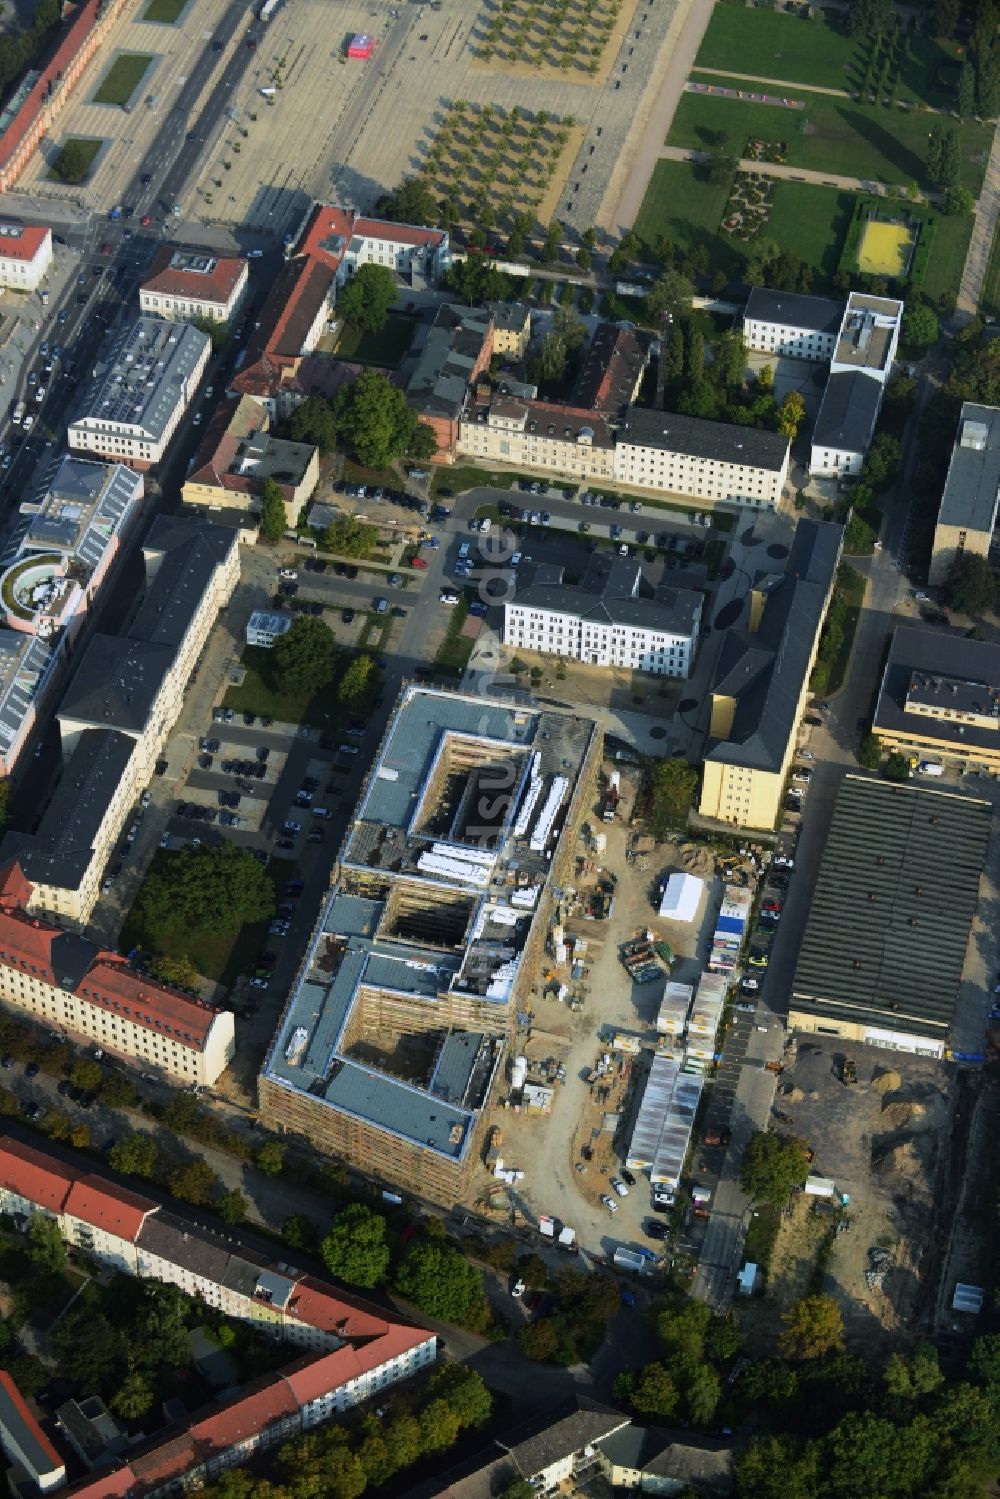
<box><xmin>691</xmin><ymin>65</ymin><xmax>851</xmax><ymax>99</ymax></box>
<box><xmin>601</xmin><ymin>0</ymin><xmax>717</xmax><ymax>236</ymax></box>
<box><xmin>958</xmin><ymin>121</ymin><xmax>1000</xmax><ymax>315</ymax></box>
<box><xmin>660</xmin><ymin>143</ymin><xmax>895</xmax><ymax>197</ymax></box>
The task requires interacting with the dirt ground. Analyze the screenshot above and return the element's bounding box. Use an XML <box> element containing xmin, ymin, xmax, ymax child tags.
<box><xmin>750</xmin><ymin>1038</ymin><xmax>956</xmax><ymax>1351</ymax></box>
<box><xmin>505</xmin><ymin>652</ymin><xmax>685</xmax><ymax>721</ymax></box>
<box><xmin>475</xmin><ymin>763</ymin><xmax>722</xmax><ymax>1253</ymax></box>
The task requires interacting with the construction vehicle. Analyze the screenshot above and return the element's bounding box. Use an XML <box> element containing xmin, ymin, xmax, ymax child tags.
<box><xmin>841</xmin><ymin>1056</ymin><xmax>857</xmax><ymax>1085</ymax></box>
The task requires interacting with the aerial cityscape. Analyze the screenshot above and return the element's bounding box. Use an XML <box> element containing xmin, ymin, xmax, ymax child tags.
<box><xmin>0</xmin><ymin>0</ymin><xmax>993</xmax><ymax>1493</ymax></box>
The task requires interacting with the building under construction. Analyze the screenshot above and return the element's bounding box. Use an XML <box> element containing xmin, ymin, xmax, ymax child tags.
<box><xmin>259</xmin><ymin>686</ymin><xmax>599</xmax><ymax>1205</ymax></box>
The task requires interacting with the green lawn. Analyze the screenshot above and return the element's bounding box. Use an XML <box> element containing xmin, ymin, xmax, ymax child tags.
<box><xmin>92</xmin><ymin>53</ymin><xmax>154</xmax><ymax>107</ymax></box>
<box><xmin>335</xmin><ymin>314</ymin><xmax>416</xmax><ymax>368</ymax></box>
<box><xmin>765</xmin><ymin>181</ymin><xmax>856</xmax><ymax>281</ymax></box>
<box><xmin>46</xmin><ymin>137</ymin><xmax>102</xmax><ymax>183</ymax></box>
<box><xmin>980</xmin><ymin>221</ymin><xmax>1000</xmax><ymax>317</ymax></box>
<box><xmin>694</xmin><ymin>5</ymin><xmax>965</xmax><ymax>108</ymax></box>
<box><xmin>634</xmin><ymin>159</ymin><xmax>740</xmax><ymax>275</ymax></box>
<box><xmin>143</xmin><ymin>0</ymin><xmax>188</xmax><ymax>20</ymax></box>
<box><xmin>921</xmin><ymin>210</ymin><xmax>973</xmax><ymax>306</ymax></box>
<box><xmin>434</xmin><ymin>596</ymin><xmax>475</xmax><ymax>677</ymax></box>
<box><xmin>223</xmin><ymin>645</ymin><xmax>344</xmax><ymax>733</ymax></box>
<box><xmin>669</xmin><ymin>80</ymin><xmax>992</xmax><ymax>192</ymax></box>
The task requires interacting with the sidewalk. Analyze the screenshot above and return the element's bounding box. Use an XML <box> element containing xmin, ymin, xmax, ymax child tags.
<box><xmin>659</xmin><ymin>143</ymin><xmax>897</xmax><ymax>197</ymax></box>
<box><xmin>691</xmin><ymin>65</ymin><xmax>850</xmax><ymax>100</ymax></box>
<box><xmin>958</xmin><ymin>120</ymin><xmax>1000</xmax><ymax>315</ymax></box>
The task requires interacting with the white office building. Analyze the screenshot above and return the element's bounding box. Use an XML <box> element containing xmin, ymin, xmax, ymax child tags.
<box><xmin>742</xmin><ymin>287</ymin><xmax>843</xmax><ymax>363</ymax></box>
<box><xmin>613</xmin><ymin>407</ymin><xmax>789</xmax><ymax>510</ymax></box>
<box><xmin>810</xmin><ymin>291</ymin><xmax>902</xmax><ymax>477</ymax></box>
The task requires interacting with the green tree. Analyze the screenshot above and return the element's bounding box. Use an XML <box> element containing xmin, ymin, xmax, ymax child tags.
<box><xmin>376</xmin><ymin>177</ymin><xmax>440</xmax><ymax>225</ymax></box>
<box><xmin>927</xmin><ymin>124</ymin><xmax>960</xmax><ymax>189</ymax></box>
<box><xmin>576</xmin><ymin>245</ymin><xmax>592</xmax><ymax>271</ymax></box>
<box><xmin>70</xmin><ymin>1059</ymin><xmax>104</xmax><ymax>1093</ymax></box>
<box><xmin>884</xmin><ymin>752</ymin><xmax>912</xmax><ymax>782</ymax></box>
<box><xmin>934</xmin><ymin>0</ymin><xmax>960</xmax><ymax>37</ymax></box>
<box><xmin>944</xmin><ymin>184</ymin><xmax>976</xmax><ymax>215</ymax></box>
<box><xmin>109</xmin><ymin>1132</ymin><xmax>160</xmax><ymax>1179</ymax></box>
<box><xmin>647</xmin><ymin>757</ymin><xmax>699</xmax><ymax>836</ymax></box>
<box><xmin>27</xmin><ymin>1212</ymin><xmax>65</xmax><ymax>1275</ymax></box>
<box><xmin>255</xmin><ymin>1139</ymin><xmax>287</xmax><ymax>1176</ymax></box>
<box><xmin>149</xmin><ymin>953</ymin><xmax>201</xmax><ymax>990</ymax></box>
<box><xmin>623</xmin><ymin>1360</ymin><xmax>679</xmax><ymax>1416</ymax></box>
<box><xmin>607</xmin><ymin>230</ymin><xmax>640</xmax><ymax>273</ymax></box>
<box><xmin>739</xmin><ymin>1131</ymin><xmax>810</xmax><ymax>1204</ymax></box>
<box><xmin>322</xmin><ymin>1204</ymin><xmax>391</xmax><ymax>1288</ymax></box>
<box><xmin>132</xmin><ymin>841</ymin><xmax>275</xmax><ymax>947</ymax></box>
<box><xmin>132</xmin><ymin>1283</ymin><xmax>193</xmax><ymax>1369</ymax></box>
<box><xmin>684</xmin><ymin>319</ymin><xmax>705</xmax><ymax>383</ymax></box>
<box><xmin>684</xmin><ymin>1363</ymin><xmax>721</xmax><ymax>1425</ymax></box>
<box><xmin>272</xmin><ymin>614</ymin><xmax>337</xmax><ymax>694</ymax></box>
<box><xmin>884</xmin><ymin>1342</ymin><xmax>944</xmax><ymax>1400</ymax></box>
<box><xmin>336</xmin><ymin>263</ymin><xmax>397</xmax><ymax>333</ymax></box>
<box><xmin>110</xmin><ymin>1370</ymin><xmax>155</xmax><ymax>1420</ymax></box>
<box><xmin>958</xmin><ymin>61</ymin><xmax>976</xmax><ymax>117</ymax></box>
<box><xmin>777</xmin><ymin>390</ymin><xmax>806</xmax><ymax>439</ymax></box>
<box><xmin>499</xmin><ymin>1483</ymin><xmax>535</xmax><ymax>1499</ymax></box>
<box><xmin>323</xmin><ymin>515</ymin><xmax>378</xmax><ymax>558</ymax></box>
<box><xmin>736</xmin><ymin>1436</ymin><xmax>820</xmax><ymax>1499</ymax></box>
<box><xmin>282</xmin><ymin>1214</ymin><xmax>319</xmax><ymax>1252</ymax></box>
<box><xmin>902</xmin><ymin>303</ymin><xmax>939</xmax><ymax>350</ymax></box>
<box><xmin>394</xmin><ymin>1240</ymin><xmax>484</xmax><ymax>1321</ymax></box>
<box><xmin>337</xmin><ymin>653</ymin><xmax>375</xmax><ymax>705</ymax></box>
<box><xmin>283</xmin><ymin>395</ymin><xmax>338</xmax><ymax>452</ymax></box>
<box><xmin>409</xmin><ymin>421</ymin><xmax>438</xmax><ymax>460</ymax></box>
<box><xmin>170</xmin><ymin>1158</ymin><xmax>220</xmax><ymax>1207</ymax></box>
<box><xmin>259</xmin><ymin>478</ymin><xmax>286</xmax><ymax>543</ymax></box>
<box><xmin>220</xmin><ymin>1189</ymin><xmax>248</xmax><ymax>1225</ymax></box>
<box><xmin>385</xmin><ymin>1413</ymin><xmax>423</xmax><ymax>1470</ymax></box>
<box><xmin>539</xmin><ymin>218</ymin><xmax>563</xmax><ymax>264</ymax></box>
<box><xmin>428</xmin><ymin>1364</ymin><xmax>493</xmax><ymax>1428</ymax></box>
<box><xmin>517</xmin><ymin>1316</ymin><xmax>561</xmax><ymax>1361</ymax></box>
<box><xmin>780</xmin><ymin>1294</ymin><xmax>845</xmax><ymax>1360</ymax></box>
<box><xmin>419</xmin><ymin>1397</ymin><xmax>461</xmax><ymax>1453</ymax></box>
<box><xmin>51</xmin><ymin>1299</ymin><xmax>126</xmax><ymax>1391</ymax></box>
<box><xmin>857</xmin><ymin>731</ymin><xmax>882</xmax><ymax>770</ymax></box>
<box><xmin>714</xmin><ymin>329</ymin><xmax>748</xmax><ymax>392</ymax></box>
<box><xmin>706</xmin><ymin>152</ymin><xmax>737</xmax><ymax>186</ymax></box>
<box><xmin>444</xmin><ymin>256</ymin><xmax>513</xmax><ymax>304</ymax></box>
<box><xmin>335</xmin><ymin>369</ymin><xmax>418</xmax><ymax>469</ymax></box>
<box><xmin>662</xmin><ymin>323</ymin><xmax>685</xmax><ymax>387</ymax></box>
<box><xmin>947</xmin><ymin>552</ymin><xmax>995</xmax><ymax>614</ymax></box>
<box><xmin>646</xmin><ymin>269</ymin><xmax>694</xmax><ymax>323</ymax></box>
<box><xmin>50</xmin><ymin>139</ymin><xmax>96</xmax><ymax>183</ymax></box>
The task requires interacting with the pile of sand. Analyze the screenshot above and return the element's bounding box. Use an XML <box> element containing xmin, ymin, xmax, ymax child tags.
<box><xmin>872</xmin><ymin>1138</ymin><xmax>923</xmax><ymax>1180</ymax></box>
<box><xmin>780</xmin><ymin>1086</ymin><xmax>805</xmax><ymax>1103</ymax></box>
<box><xmin>873</xmin><ymin>1069</ymin><xmax>902</xmax><ymax>1094</ymax></box>
<box><xmin>881</xmin><ymin>1099</ymin><xmax>925</xmax><ymax>1126</ymax></box>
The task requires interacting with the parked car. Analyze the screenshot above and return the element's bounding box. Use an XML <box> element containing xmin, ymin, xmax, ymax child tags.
<box><xmin>601</xmin><ymin>1194</ymin><xmax>618</xmax><ymax>1215</ymax></box>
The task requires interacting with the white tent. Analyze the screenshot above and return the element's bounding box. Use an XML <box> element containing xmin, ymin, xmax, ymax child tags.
<box><xmin>658</xmin><ymin>872</ymin><xmax>704</xmax><ymax>923</ymax></box>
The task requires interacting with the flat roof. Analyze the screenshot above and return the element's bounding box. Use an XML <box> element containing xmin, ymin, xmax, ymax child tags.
<box><xmin>874</xmin><ymin>625</ymin><xmax>1000</xmax><ymax>755</ymax></box>
<box><xmin>791</xmin><ymin>775</ymin><xmax>991</xmax><ymax>1039</ymax></box>
<box><xmin>72</xmin><ymin>318</ymin><xmax>210</xmax><ymax>444</ymax></box>
<box><xmin>618</xmin><ymin>404</ymin><xmax>789</xmax><ymax>471</ymax></box>
<box><xmin>935</xmin><ymin>402</ymin><xmax>1000</xmax><ymax>535</ymax></box>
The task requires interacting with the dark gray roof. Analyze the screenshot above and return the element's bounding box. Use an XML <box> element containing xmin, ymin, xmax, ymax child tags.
<box><xmin>598</xmin><ymin>1426</ymin><xmax>733</xmax><ymax>1491</ymax></box>
<box><xmin>619</xmin><ymin>405</ymin><xmax>789</xmax><ymax>471</ymax></box>
<box><xmin>791</xmin><ymin>775</ymin><xmax>991</xmax><ymax>1039</ymax></box>
<box><xmin>744</xmin><ymin>286</ymin><xmax>842</xmax><ymax>334</ymax></box>
<box><xmin>407</xmin><ymin>304</ymin><xmax>492</xmax><ymax>420</ymax></box>
<box><xmin>136</xmin><ymin>1211</ymin><xmax>234</xmax><ymax>1283</ymax></box>
<box><xmin>704</xmin><ymin>520</ymin><xmax>843</xmax><ymax>773</ymax></box>
<box><xmin>935</xmin><ymin>402</ymin><xmax>1000</xmax><ymax>535</ymax></box>
<box><xmin>429</xmin><ymin>1032</ymin><xmax>486</xmax><ymax>1106</ymax></box>
<box><xmin>514</xmin><ymin>552</ymin><xmax>702</xmax><ymax>637</ymax></box>
<box><xmin>142</xmin><ymin>512</ymin><xmax>238</xmax><ymax>570</ymax></box>
<box><xmin>0</xmin><ymin>632</ymin><xmax>52</xmax><ymax>757</ymax></box>
<box><xmin>0</xmin><ymin>729</ymin><xmax>137</xmax><ymax>891</ymax></box>
<box><xmin>131</xmin><ymin>531</ymin><xmax>234</xmax><ymax>649</ymax></box>
<box><xmin>874</xmin><ymin>626</ymin><xmax>1000</xmax><ymax>757</ymax></box>
<box><xmin>486</xmin><ymin>301</ymin><xmax>530</xmax><ymax>334</ymax></box>
<box><xmin>57</xmin><ymin>635</ymin><xmax>175</xmax><ymax>732</ymax></box>
<box><xmin>812</xmin><ymin>370</ymin><xmax>882</xmax><ymax>454</ymax></box>
<box><xmin>501</xmin><ymin>1399</ymin><xmax>628</xmax><ymax>1476</ymax></box>
<box><xmin>74</xmin><ymin>318</ymin><xmax>209</xmax><ymax>444</ymax></box>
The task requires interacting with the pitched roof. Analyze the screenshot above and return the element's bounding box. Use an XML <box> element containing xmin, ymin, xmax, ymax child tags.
<box><xmin>0</xmin><ymin>224</ymin><xmax>50</xmax><ymax>263</ymax></box>
<box><xmin>572</xmin><ymin>322</ymin><xmax>653</xmax><ymax>415</ymax></box>
<box><xmin>141</xmin><ymin>247</ymin><xmax>246</xmax><ymax>305</ymax></box>
<box><xmin>619</xmin><ymin>405</ymin><xmax>789</xmax><ymax>471</ymax></box>
<box><xmin>64</xmin><ymin>1177</ymin><xmax>156</xmax><ymax>1241</ymax></box>
<box><xmin>500</xmin><ymin>1398</ymin><xmax>628</xmax><ymax>1475</ymax></box>
<box><xmin>0</xmin><ymin>0</ymin><xmax>102</xmax><ymax>177</ymax></box>
<box><xmin>744</xmin><ymin>286</ymin><xmax>842</xmax><ymax>334</ymax></box>
<box><xmin>0</xmin><ymin>1370</ymin><xmax>64</xmax><ymax>1476</ymax></box>
<box><xmin>812</xmin><ymin>369</ymin><xmax>882</xmax><ymax>454</ymax></box>
<box><xmin>281</xmin><ymin>1326</ymin><xmax>428</xmax><ymax>1405</ymax></box>
<box><xmin>0</xmin><ymin>1137</ymin><xmax>75</xmax><ymax>1213</ymax></box>
<box><xmin>285</xmin><ymin>1275</ymin><xmax>399</xmax><ymax>1340</ymax></box>
<box><xmin>78</xmin><ymin>957</ymin><xmax>221</xmax><ymax>1048</ymax></box>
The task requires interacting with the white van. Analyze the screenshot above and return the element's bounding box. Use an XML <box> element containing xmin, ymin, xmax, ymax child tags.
<box><xmin>918</xmin><ymin>760</ymin><xmax>944</xmax><ymax>776</ymax></box>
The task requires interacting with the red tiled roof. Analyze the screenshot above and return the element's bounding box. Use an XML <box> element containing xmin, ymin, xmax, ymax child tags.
<box><xmin>64</xmin><ymin>1176</ymin><xmax>156</xmax><ymax>1241</ymax></box>
<box><xmin>127</xmin><ymin>1376</ymin><xmax>298</xmax><ymax>1492</ymax></box>
<box><xmin>0</xmin><ymin>1137</ymin><xmax>76</xmax><ymax>1213</ymax></box>
<box><xmin>281</xmin><ymin>1325</ymin><xmax>429</xmax><ymax>1405</ymax></box>
<box><xmin>0</xmin><ymin>224</ymin><xmax>50</xmax><ymax>262</ymax></box>
<box><xmin>80</xmin><ymin>956</ymin><xmax>219</xmax><ymax>1048</ymax></box>
<box><xmin>0</xmin><ymin>1370</ymin><xmax>64</xmax><ymax>1471</ymax></box>
<box><xmin>285</xmin><ymin>1275</ymin><xmax>396</xmax><ymax>1340</ymax></box>
<box><xmin>0</xmin><ymin>860</ymin><xmax>33</xmax><ymax>910</ymax></box>
<box><xmin>0</xmin><ymin>904</ymin><xmax>61</xmax><ymax>985</ymax></box>
<box><xmin>141</xmin><ymin>246</ymin><xmax>246</xmax><ymax>305</ymax></box>
<box><xmin>300</xmin><ymin>204</ymin><xmax>445</xmax><ymax>263</ymax></box>
<box><xmin>64</xmin><ymin>1467</ymin><xmax>133</xmax><ymax>1499</ymax></box>
<box><xmin>0</xmin><ymin>0</ymin><xmax>102</xmax><ymax>175</ymax></box>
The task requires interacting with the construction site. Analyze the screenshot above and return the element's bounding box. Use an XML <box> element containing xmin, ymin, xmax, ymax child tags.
<box><xmin>258</xmin><ymin>686</ymin><xmax>601</xmax><ymax>1206</ymax></box>
<box><xmin>744</xmin><ymin>1036</ymin><xmax>964</xmax><ymax>1348</ymax></box>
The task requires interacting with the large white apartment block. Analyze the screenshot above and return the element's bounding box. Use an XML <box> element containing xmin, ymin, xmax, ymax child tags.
<box><xmin>504</xmin><ymin>555</ymin><xmax>702</xmax><ymax>677</ymax></box>
<box><xmin>0</xmin><ymin>861</ymin><xmax>235</xmax><ymax>1084</ymax></box>
<box><xmin>810</xmin><ymin>291</ymin><xmax>902</xmax><ymax>477</ymax></box>
<box><xmin>458</xmin><ymin>397</ymin><xmax>616</xmax><ymax>481</ymax></box>
<box><xmin>614</xmin><ymin>408</ymin><xmax>790</xmax><ymax>509</ymax></box>
<box><xmin>68</xmin><ymin>318</ymin><xmax>211</xmax><ymax>469</ymax></box>
<box><xmin>0</xmin><ymin>222</ymin><xmax>52</xmax><ymax>290</ymax></box>
<box><xmin>140</xmin><ymin>247</ymin><xmax>248</xmax><ymax>325</ymax></box>
<box><xmin>0</xmin><ymin>1137</ymin><xmax>437</xmax><ymax>1499</ymax></box>
<box><xmin>743</xmin><ymin>287</ymin><xmax>843</xmax><ymax>363</ymax></box>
